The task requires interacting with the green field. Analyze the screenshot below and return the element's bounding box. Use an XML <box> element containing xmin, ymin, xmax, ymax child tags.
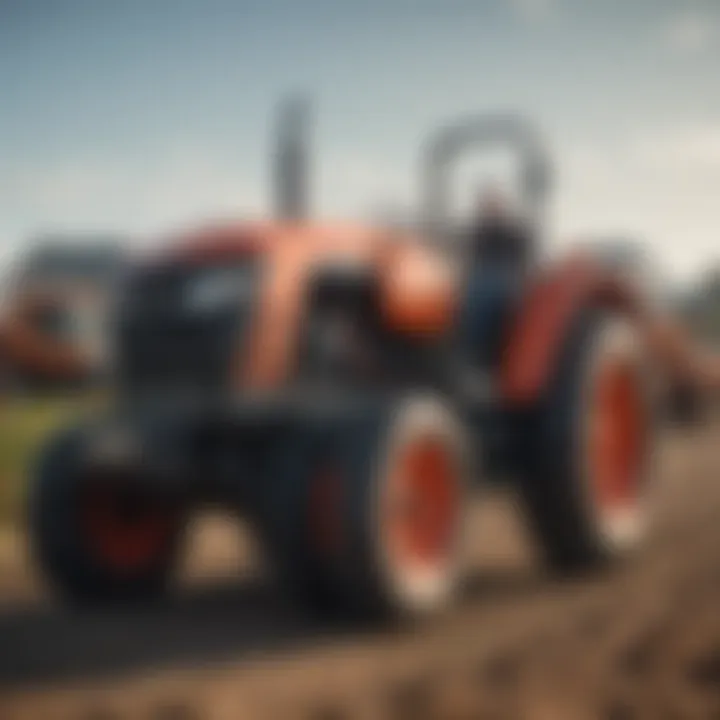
<box><xmin>0</xmin><ymin>397</ymin><xmax>88</xmax><ymax>526</ymax></box>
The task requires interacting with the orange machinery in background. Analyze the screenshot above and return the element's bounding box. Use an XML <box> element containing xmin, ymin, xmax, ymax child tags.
<box><xmin>0</xmin><ymin>239</ymin><xmax>125</xmax><ymax>392</ymax></box>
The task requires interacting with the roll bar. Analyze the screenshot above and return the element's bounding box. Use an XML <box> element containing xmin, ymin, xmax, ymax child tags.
<box><xmin>420</xmin><ymin>112</ymin><xmax>552</xmax><ymax>238</ymax></box>
<box><xmin>273</xmin><ymin>94</ymin><xmax>312</xmax><ymax>221</ymax></box>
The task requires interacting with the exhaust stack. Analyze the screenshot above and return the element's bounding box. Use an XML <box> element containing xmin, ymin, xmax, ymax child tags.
<box><xmin>273</xmin><ymin>94</ymin><xmax>312</xmax><ymax>221</ymax></box>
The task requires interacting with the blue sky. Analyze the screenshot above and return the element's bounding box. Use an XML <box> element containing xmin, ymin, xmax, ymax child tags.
<box><xmin>2</xmin><ymin>0</ymin><xmax>719</xmax><ymax>280</ymax></box>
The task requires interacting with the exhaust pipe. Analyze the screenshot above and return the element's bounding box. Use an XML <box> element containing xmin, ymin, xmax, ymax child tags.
<box><xmin>272</xmin><ymin>94</ymin><xmax>312</xmax><ymax>221</ymax></box>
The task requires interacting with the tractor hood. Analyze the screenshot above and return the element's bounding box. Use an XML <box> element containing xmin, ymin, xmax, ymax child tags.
<box><xmin>148</xmin><ymin>220</ymin><xmax>390</xmax><ymax>265</ymax></box>
<box><xmin>120</xmin><ymin>220</ymin><xmax>458</xmax><ymax>394</ymax></box>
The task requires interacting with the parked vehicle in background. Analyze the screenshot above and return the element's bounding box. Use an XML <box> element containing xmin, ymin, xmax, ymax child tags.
<box><xmin>0</xmin><ymin>238</ymin><xmax>125</xmax><ymax>393</ymax></box>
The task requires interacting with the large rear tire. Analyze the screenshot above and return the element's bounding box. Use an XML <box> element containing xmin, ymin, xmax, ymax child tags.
<box><xmin>29</xmin><ymin>425</ymin><xmax>186</xmax><ymax>605</ymax></box>
<box><xmin>521</xmin><ymin>312</ymin><xmax>657</xmax><ymax>572</ymax></box>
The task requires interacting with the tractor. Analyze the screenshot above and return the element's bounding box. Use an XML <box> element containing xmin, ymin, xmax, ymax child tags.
<box><xmin>28</xmin><ymin>105</ymin><xmax>660</xmax><ymax>620</ymax></box>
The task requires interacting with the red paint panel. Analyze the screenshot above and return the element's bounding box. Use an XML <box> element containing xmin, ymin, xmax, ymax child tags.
<box><xmin>500</xmin><ymin>254</ymin><xmax>634</xmax><ymax>405</ymax></box>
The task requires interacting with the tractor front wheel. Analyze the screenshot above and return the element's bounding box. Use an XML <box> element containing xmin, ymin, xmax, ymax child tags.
<box><xmin>29</xmin><ymin>426</ymin><xmax>186</xmax><ymax>605</ymax></box>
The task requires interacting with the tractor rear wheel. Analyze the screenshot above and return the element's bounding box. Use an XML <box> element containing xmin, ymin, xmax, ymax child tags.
<box><xmin>521</xmin><ymin>312</ymin><xmax>656</xmax><ymax>572</ymax></box>
<box><xmin>263</xmin><ymin>395</ymin><xmax>471</xmax><ymax>621</ymax></box>
<box><xmin>29</xmin><ymin>426</ymin><xmax>186</xmax><ymax>605</ymax></box>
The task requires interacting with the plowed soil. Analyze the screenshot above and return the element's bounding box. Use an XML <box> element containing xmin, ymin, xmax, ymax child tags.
<box><xmin>1</xmin><ymin>421</ymin><xmax>720</xmax><ymax>719</ymax></box>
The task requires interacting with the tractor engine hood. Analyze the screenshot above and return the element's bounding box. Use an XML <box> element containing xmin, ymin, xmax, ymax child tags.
<box><xmin>119</xmin><ymin>221</ymin><xmax>458</xmax><ymax>395</ymax></box>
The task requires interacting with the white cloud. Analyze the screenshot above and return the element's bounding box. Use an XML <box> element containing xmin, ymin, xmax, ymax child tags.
<box><xmin>633</xmin><ymin>124</ymin><xmax>720</xmax><ymax>170</ymax></box>
<box><xmin>659</xmin><ymin>12</ymin><xmax>717</xmax><ymax>55</ymax></box>
<box><xmin>554</xmin><ymin>124</ymin><xmax>720</xmax><ymax>282</ymax></box>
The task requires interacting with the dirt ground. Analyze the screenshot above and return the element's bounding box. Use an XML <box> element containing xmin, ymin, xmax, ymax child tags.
<box><xmin>1</xmin><ymin>421</ymin><xmax>720</xmax><ymax>719</ymax></box>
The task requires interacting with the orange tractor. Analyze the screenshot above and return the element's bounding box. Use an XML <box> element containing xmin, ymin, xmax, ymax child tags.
<box><xmin>28</xmin><ymin>106</ymin><xmax>713</xmax><ymax>619</ymax></box>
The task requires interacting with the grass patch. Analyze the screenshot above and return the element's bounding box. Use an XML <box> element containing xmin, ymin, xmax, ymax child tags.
<box><xmin>0</xmin><ymin>397</ymin><xmax>88</xmax><ymax>526</ymax></box>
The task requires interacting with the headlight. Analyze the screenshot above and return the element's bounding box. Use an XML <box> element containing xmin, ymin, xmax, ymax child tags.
<box><xmin>185</xmin><ymin>267</ymin><xmax>254</xmax><ymax>312</ymax></box>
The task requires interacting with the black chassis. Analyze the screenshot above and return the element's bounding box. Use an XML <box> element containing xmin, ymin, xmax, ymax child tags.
<box><xmin>75</xmin><ymin>387</ymin><xmax>534</xmax><ymax>522</ymax></box>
